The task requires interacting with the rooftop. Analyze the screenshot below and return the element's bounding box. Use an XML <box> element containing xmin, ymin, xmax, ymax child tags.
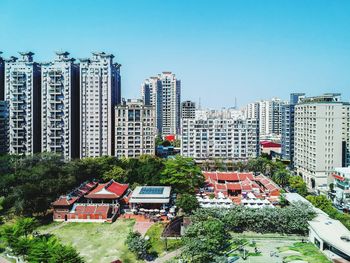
<box><xmin>129</xmin><ymin>186</ymin><xmax>171</xmax><ymax>204</ymax></box>
<box><xmin>85</xmin><ymin>180</ymin><xmax>129</xmax><ymax>199</ymax></box>
<box><xmin>309</xmin><ymin>213</ymin><xmax>350</xmax><ymax>256</ymax></box>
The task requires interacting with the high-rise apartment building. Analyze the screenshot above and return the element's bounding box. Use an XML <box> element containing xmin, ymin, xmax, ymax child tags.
<box><xmin>294</xmin><ymin>93</ymin><xmax>350</xmax><ymax>190</ymax></box>
<box><xmin>244</xmin><ymin>101</ymin><xmax>260</xmax><ymax>120</ymax></box>
<box><xmin>0</xmin><ymin>52</ymin><xmax>4</xmax><ymax>100</ymax></box>
<box><xmin>41</xmin><ymin>52</ymin><xmax>79</xmax><ymax>159</ymax></box>
<box><xmin>281</xmin><ymin>93</ymin><xmax>305</xmax><ymax>165</ymax></box>
<box><xmin>0</xmin><ymin>101</ymin><xmax>8</xmax><ymax>154</ymax></box>
<box><xmin>5</xmin><ymin>52</ymin><xmax>41</xmax><ymax>155</ymax></box>
<box><xmin>115</xmin><ymin>99</ymin><xmax>156</xmax><ymax>158</ymax></box>
<box><xmin>258</xmin><ymin>98</ymin><xmax>285</xmax><ymax>139</ymax></box>
<box><xmin>79</xmin><ymin>52</ymin><xmax>121</xmax><ymax>158</ymax></box>
<box><xmin>181</xmin><ymin>110</ymin><xmax>259</xmax><ymax>160</ymax></box>
<box><xmin>141</xmin><ymin>72</ymin><xmax>181</xmax><ymax>135</ymax></box>
<box><xmin>181</xmin><ymin>100</ymin><xmax>196</xmax><ymax>119</ymax></box>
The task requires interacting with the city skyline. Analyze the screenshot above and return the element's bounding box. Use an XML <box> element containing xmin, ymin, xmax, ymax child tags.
<box><xmin>1</xmin><ymin>0</ymin><xmax>350</xmax><ymax>108</ymax></box>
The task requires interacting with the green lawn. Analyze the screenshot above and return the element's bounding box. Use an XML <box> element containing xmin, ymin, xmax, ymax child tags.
<box><xmin>278</xmin><ymin>242</ymin><xmax>331</xmax><ymax>263</ymax></box>
<box><xmin>145</xmin><ymin>223</ymin><xmax>182</xmax><ymax>256</ymax></box>
<box><xmin>40</xmin><ymin>219</ymin><xmax>142</xmax><ymax>263</ymax></box>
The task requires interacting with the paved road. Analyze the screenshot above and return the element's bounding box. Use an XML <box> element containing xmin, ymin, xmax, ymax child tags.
<box><xmin>151</xmin><ymin>248</ymin><xmax>182</xmax><ymax>263</ymax></box>
<box><xmin>0</xmin><ymin>255</ymin><xmax>11</xmax><ymax>263</ymax></box>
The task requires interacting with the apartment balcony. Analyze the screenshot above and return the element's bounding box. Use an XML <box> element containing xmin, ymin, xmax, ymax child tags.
<box><xmin>11</xmin><ymin>89</ymin><xmax>25</xmax><ymax>95</ymax></box>
<box><xmin>48</xmin><ymin>87</ymin><xmax>63</xmax><ymax>94</ymax></box>
<box><xmin>49</xmin><ymin>100</ymin><xmax>63</xmax><ymax>104</ymax></box>
<box><xmin>48</xmin><ymin>71</ymin><xmax>62</xmax><ymax>78</ymax></box>
<box><xmin>12</xmin><ymin>134</ymin><xmax>25</xmax><ymax>140</ymax></box>
<box><xmin>11</xmin><ymin>126</ymin><xmax>25</xmax><ymax>131</ymax></box>
<box><xmin>49</xmin><ymin>126</ymin><xmax>62</xmax><ymax>131</ymax></box>
<box><xmin>11</xmin><ymin>108</ymin><xmax>25</xmax><ymax>113</ymax></box>
<box><xmin>48</xmin><ymin>81</ymin><xmax>63</xmax><ymax>87</ymax></box>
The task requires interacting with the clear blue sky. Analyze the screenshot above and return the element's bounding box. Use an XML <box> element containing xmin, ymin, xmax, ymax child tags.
<box><xmin>1</xmin><ymin>0</ymin><xmax>350</xmax><ymax>108</ymax></box>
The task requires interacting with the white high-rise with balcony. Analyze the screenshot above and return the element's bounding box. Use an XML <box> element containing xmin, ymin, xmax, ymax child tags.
<box><xmin>115</xmin><ymin>99</ymin><xmax>156</xmax><ymax>158</ymax></box>
<box><xmin>294</xmin><ymin>93</ymin><xmax>350</xmax><ymax>190</ymax></box>
<box><xmin>141</xmin><ymin>72</ymin><xmax>180</xmax><ymax>135</ymax></box>
<box><xmin>79</xmin><ymin>52</ymin><xmax>121</xmax><ymax>158</ymax></box>
<box><xmin>41</xmin><ymin>52</ymin><xmax>79</xmax><ymax>159</ymax></box>
<box><xmin>258</xmin><ymin>98</ymin><xmax>285</xmax><ymax>139</ymax></box>
<box><xmin>5</xmin><ymin>52</ymin><xmax>41</xmax><ymax>155</ymax></box>
<box><xmin>181</xmin><ymin>109</ymin><xmax>259</xmax><ymax>160</ymax></box>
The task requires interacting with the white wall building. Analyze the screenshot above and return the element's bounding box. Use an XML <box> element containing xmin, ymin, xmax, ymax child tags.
<box><xmin>258</xmin><ymin>98</ymin><xmax>285</xmax><ymax>140</ymax></box>
<box><xmin>115</xmin><ymin>99</ymin><xmax>156</xmax><ymax>158</ymax></box>
<box><xmin>294</xmin><ymin>93</ymin><xmax>350</xmax><ymax>190</ymax></box>
<box><xmin>181</xmin><ymin>110</ymin><xmax>259</xmax><ymax>160</ymax></box>
<box><xmin>41</xmin><ymin>52</ymin><xmax>79</xmax><ymax>159</ymax></box>
<box><xmin>5</xmin><ymin>52</ymin><xmax>41</xmax><ymax>155</ymax></box>
<box><xmin>244</xmin><ymin>101</ymin><xmax>260</xmax><ymax>120</ymax></box>
<box><xmin>79</xmin><ymin>52</ymin><xmax>121</xmax><ymax>158</ymax></box>
<box><xmin>141</xmin><ymin>72</ymin><xmax>181</xmax><ymax>135</ymax></box>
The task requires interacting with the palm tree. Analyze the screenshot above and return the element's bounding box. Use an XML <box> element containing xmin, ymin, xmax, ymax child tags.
<box><xmin>272</xmin><ymin>169</ymin><xmax>290</xmax><ymax>187</ymax></box>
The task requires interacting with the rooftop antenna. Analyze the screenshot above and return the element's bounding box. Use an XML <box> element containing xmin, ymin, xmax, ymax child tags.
<box><xmin>234</xmin><ymin>97</ymin><xmax>237</xmax><ymax>109</ymax></box>
<box><xmin>198</xmin><ymin>97</ymin><xmax>201</xmax><ymax>110</ymax></box>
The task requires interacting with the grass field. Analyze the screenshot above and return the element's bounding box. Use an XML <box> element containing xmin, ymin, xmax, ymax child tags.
<box><xmin>40</xmin><ymin>219</ymin><xmax>142</xmax><ymax>263</ymax></box>
<box><xmin>278</xmin><ymin>242</ymin><xmax>331</xmax><ymax>263</ymax></box>
<box><xmin>145</xmin><ymin>223</ymin><xmax>182</xmax><ymax>256</ymax></box>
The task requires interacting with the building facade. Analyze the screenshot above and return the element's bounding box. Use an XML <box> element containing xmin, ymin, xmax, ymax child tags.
<box><xmin>5</xmin><ymin>52</ymin><xmax>41</xmax><ymax>155</ymax></box>
<box><xmin>181</xmin><ymin>110</ymin><xmax>259</xmax><ymax>160</ymax></box>
<box><xmin>79</xmin><ymin>52</ymin><xmax>121</xmax><ymax>158</ymax></box>
<box><xmin>41</xmin><ymin>52</ymin><xmax>79</xmax><ymax>159</ymax></box>
<box><xmin>141</xmin><ymin>72</ymin><xmax>181</xmax><ymax>135</ymax></box>
<box><xmin>294</xmin><ymin>94</ymin><xmax>350</xmax><ymax>190</ymax></box>
<box><xmin>115</xmin><ymin>99</ymin><xmax>156</xmax><ymax>158</ymax></box>
<box><xmin>0</xmin><ymin>52</ymin><xmax>4</xmax><ymax>100</ymax></box>
<box><xmin>181</xmin><ymin>100</ymin><xmax>196</xmax><ymax>119</ymax></box>
<box><xmin>0</xmin><ymin>101</ymin><xmax>8</xmax><ymax>154</ymax></box>
<box><xmin>281</xmin><ymin>93</ymin><xmax>305</xmax><ymax>164</ymax></box>
<box><xmin>244</xmin><ymin>101</ymin><xmax>260</xmax><ymax>120</ymax></box>
<box><xmin>258</xmin><ymin>98</ymin><xmax>285</xmax><ymax>140</ymax></box>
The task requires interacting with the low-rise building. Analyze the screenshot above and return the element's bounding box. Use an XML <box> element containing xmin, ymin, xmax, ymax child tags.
<box><xmin>129</xmin><ymin>186</ymin><xmax>172</xmax><ymax>211</ymax></box>
<box><xmin>52</xmin><ymin>180</ymin><xmax>129</xmax><ymax>223</ymax></box>
<box><xmin>260</xmin><ymin>141</ymin><xmax>281</xmax><ymax>155</ymax></box>
<box><xmin>332</xmin><ymin>167</ymin><xmax>350</xmax><ymax>210</ymax></box>
<box><xmin>202</xmin><ymin>171</ymin><xmax>280</xmax><ymax>205</ymax></box>
<box><xmin>285</xmin><ymin>193</ymin><xmax>350</xmax><ymax>261</ymax></box>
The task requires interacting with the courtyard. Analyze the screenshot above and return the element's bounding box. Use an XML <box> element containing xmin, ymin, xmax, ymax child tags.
<box><xmin>228</xmin><ymin>233</ymin><xmax>331</xmax><ymax>263</ymax></box>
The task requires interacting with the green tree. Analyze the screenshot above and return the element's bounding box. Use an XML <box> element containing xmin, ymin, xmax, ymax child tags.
<box><xmin>125</xmin><ymin>231</ymin><xmax>150</xmax><ymax>260</ymax></box>
<box><xmin>102</xmin><ymin>166</ymin><xmax>127</xmax><ymax>182</ymax></box>
<box><xmin>182</xmin><ymin>219</ymin><xmax>230</xmax><ymax>262</ymax></box>
<box><xmin>162</xmin><ymin>140</ymin><xmax>171</xmax><ymax>147</ymax></box>
<box><xmin>176</xmin><ymin>194</ymin><xmax>199</xmax><ymax>215</ymax></box>
<box><xmin>160</xmin><ymin>156</ymin><xmax>204</xmax><ymax>193</ymax></box>
<box><xmin>15</xmin><ymin>217</ymin><xmax>38</xmax><ymax>237</ymax></box>
<box><xmin>272</xmin><ymin>169</ymin><xmax>291</xmax><ymax>187</ymax></box>
<box><xmin>289</xmin><ymin>176</ymin><xmax>308</xmax><ymax>196</ymax></box>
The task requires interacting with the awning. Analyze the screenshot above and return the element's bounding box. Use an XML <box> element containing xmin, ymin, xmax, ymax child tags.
<box><xmin>333</xmin><ymin>174</ymin><xmax>345</xmax><ymax>181</ymax></box>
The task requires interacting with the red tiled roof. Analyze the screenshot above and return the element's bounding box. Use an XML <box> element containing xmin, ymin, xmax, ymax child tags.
<box><xmin>260</xmin><ymin>141</ymin><xmax>281</xmax><ymax>148</ymax></box>
<box><xmin>203</xmin><ymin>172</ymin><xmax>254</xmax><ymax>182</ymax></box>
<box><xmin>52</xmin><ymin>196</ymin><xmax>79</xmax><ymax>206</ymax></box>
<box><xmin>72</xmin><ymin>205</ymin><xmax>111</xmax><ymax>216</ymax></box>
<box><xmin>203</xmin><ymin>171</ymin><xmax>280</xmax><ymax>197</ymax></box>
<box><xmin>215</xmin><ymin>183</ymin><xmax>227</xmax><ymax>190</ymax></box>
<box><xmin>85</xmin><ymin>180</ymin><xmax>129</xmax><ymax>199</ymax></box>
<box><xmin>226</xmin><ymin>183</ymin><xmax>242</xmax><ymax>191</ymax></box>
